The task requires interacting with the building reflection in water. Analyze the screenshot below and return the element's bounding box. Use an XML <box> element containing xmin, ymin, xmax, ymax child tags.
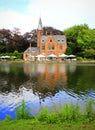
<box><xmin>23</xmin><ymin>63</ymin><xmax>67</xmax><ymax>101</ymax></box>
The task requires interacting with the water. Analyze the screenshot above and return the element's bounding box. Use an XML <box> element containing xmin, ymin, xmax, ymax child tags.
<box><xmin>0</xmin><ymin>62</ymin><xmax>95</xmax><ymax>120</ymax></box>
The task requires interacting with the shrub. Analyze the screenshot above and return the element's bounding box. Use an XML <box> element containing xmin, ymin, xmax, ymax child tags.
<box><xmin>37</xmin><ymin>108</ymin><xmax>49</xmax><ymax>122</ymax></box>
<box><xmin>85</xmin><ymin>99</ymin><xmax>95</xmax><ymax>121</ymax></box>
<box><xmin>5</xmin><ymin>115</ymin><xmax>12</xmax><ymax>121</ymax></box>
<box><xmin>9</xmin><ymin>99</ymin><xmax>95</xmax><ymax>124</ymax></box>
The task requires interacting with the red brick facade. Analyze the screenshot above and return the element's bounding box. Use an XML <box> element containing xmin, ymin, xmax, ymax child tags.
<box><xmin>23</xmin><ymin>18</ymin><xmax>67</xmax><ymax>61</ymax></box>
<box><xmin>38</xmin><ymin>33</ymin><xmax>67</xmax><ymax>57</ymax></box>
<box><xmin>37</xmin><ymin>18</ymin><xmax>67</xmax><ymax>57</ymax></box>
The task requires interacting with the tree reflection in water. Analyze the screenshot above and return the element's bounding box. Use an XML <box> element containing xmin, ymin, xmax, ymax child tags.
<box><xmin>23</xmin><ymin>63</ymin><xmax>67</xmax><ymax>100</ymax></box>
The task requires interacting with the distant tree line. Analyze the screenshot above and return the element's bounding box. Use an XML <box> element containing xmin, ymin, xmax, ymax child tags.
<box><xmin>0</xmin><ymin>27</ymin><xmax>62</xmax><ymax>53</ymax></box>
<box><xmin>0</xmin><ymin>25</ymin><xmax>95</xmax><ymax>59</ymax></box>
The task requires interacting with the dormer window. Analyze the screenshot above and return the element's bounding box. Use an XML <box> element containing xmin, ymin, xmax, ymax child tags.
<box><xmin>62</xmin><ymin>39</ymin><xmax>64</xmax><ymax>42</ymax></box>
<box><xmin>42</xmin><ymin>39</ymin><xmax>44</xmax><ymax>42</ymax></box>
<box><xmin>58</xmin><ymin>39</ymin><xmax>60</xmax><ymax>42</ymax></box>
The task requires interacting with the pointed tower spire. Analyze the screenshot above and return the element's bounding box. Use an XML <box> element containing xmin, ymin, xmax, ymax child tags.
<box><xmin>38</xmin><ymin>17</ymin><xmax>43</xmax><ymax>30</ymax></box>
<box><xmin>37</xmin><ymin>17</ymin><xmax>43</xmax><ymax>48</ymax></box>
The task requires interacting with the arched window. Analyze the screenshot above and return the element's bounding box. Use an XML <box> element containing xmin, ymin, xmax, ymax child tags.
<box><xmin>52</xmin><ymin>45</ymin><xmax>54</xmax><ymax>50</ymax></box>
<box><xmin>50</xmin><ymin>39</ymin><xmax>52</xmax><ymax>42</ymax></box>
<box><xmin>60</xmin><ymin>45</ymin><xmax>62</xmax><ymax>50</ymax></box>
<box><xmin>48</xmin><ymin>45</ymin><xmax>50</xmax><ymax>50</ymax></box>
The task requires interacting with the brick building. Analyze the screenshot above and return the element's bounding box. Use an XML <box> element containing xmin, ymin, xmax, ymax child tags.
<box><xmin>23</xmin><ymin>18</ymin><xmax>67</xmax><ymax>61</ymax></box>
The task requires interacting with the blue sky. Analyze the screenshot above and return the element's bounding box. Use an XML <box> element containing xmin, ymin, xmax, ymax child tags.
<box><xmin>0</xmin><ymin>0</ymin><xmax>95</xmax><ymax>34</ymax></box>
<box><xmin>0</xmin><ymin>0</ymin><xmax>29</xmax><ymax>12</ymax></box>
<box><xmin>0</xmin><ymin>0</ymin><xmax>30</xmax><ymax>13</ymax></box>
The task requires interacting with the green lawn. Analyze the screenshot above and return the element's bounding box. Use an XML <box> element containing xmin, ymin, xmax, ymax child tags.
<box><xmin>0</xmin><ymin>120</ymin><xmax>95</xmax><ymax>130</ymax></box>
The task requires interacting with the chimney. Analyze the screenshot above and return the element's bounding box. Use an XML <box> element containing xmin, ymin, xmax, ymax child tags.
<box><xmin>50</xmin><ymin>31</ymin><xmax>52</xmax><ymax>35</ymax></box>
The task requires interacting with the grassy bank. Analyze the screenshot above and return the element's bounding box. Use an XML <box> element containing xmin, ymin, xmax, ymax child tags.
<box><xmin>0</xmin><ymin>119</ymin><xmax>95</xmax><ymax>130</ymax></box>
<box><xmin>0</xmin><ymin>99</ymin><xmax>95</xmax><ymax>130</ymax></box>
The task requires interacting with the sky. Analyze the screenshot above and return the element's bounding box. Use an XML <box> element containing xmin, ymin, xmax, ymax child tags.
<box><xmin>0</xmin><ymin>0</ymin><xmax>95</xmax><ymax>34</ymax></box>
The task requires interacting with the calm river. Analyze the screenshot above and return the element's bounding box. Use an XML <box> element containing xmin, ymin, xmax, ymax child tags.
<box><xmin>0</xmin><ymin>62</ymin><xmax>95</xmax><ymax>120</ymax></box>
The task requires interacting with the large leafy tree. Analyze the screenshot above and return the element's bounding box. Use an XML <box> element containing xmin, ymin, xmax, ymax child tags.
<box><xmin>0</xmin><ymin>28</ymin><xmax>28</xmax><ymax>53</ymax></box>
<box><xmin>64</xmin><ymin>24</ymin><xmax>95</xmax><ymax>57</ymax></box>
<box><xmin>0</xmin><ymin>29</ymin><xmax>12</xmax><ymax>52</ymax></box>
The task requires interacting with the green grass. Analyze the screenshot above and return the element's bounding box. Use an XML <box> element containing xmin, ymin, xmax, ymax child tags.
<box><xmin>0</xmin><ymin>120</ymin><xmax>95</xmax><ymax>130</ymax></box>
<box><xmin>0</xmin><ymin>99</ymin><xmax>95</xmax><ymax>130</ymax></box>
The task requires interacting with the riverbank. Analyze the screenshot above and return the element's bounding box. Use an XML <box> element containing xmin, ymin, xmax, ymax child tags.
<box><xmin>77</xmin><ymin>60</ymin><xmax>95</xmax><ymax>64</ymax></box>
<box><xmin>0</xmin><ymin>120</ymin><xmax>95</xmax><ymax>130</ymax></box>
<box><xmin>0</xmin><ymin>59</ymin><xmax>95</xmax><ymax>64</ymax></box>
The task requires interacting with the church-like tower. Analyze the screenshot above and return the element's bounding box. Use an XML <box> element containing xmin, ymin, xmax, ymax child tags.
<box><xmin>37</xmin><ymin>17</ymin><xmax>43</xmax><ymax>48</ymax></box>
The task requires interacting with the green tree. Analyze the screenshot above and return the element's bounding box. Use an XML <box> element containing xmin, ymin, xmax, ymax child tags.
<box><xmin>64</xmin><ymin>24</ymin><xmax>95</xmax><ymax>58</ymax></box>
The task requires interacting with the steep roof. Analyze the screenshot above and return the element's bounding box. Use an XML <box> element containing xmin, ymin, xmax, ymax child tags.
<box><xmin>41</xmin><ymin>35</ymin><xmax>66</xmax><ymax>44</ymax></box>
<box><xmin>24</xmin><ymin>47</ymin><xmax>40</xmax><ymax>53</ymax></box>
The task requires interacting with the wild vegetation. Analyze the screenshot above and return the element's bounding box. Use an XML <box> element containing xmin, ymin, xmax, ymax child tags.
<box><xmin>16</xmin><ymin>99</ymin><xmax>95</xmax><ymax>124</ymax></box>
<box><xmin>4</xmin><ymin>99</ymin><xmax>95</xmax><ymax>123</ymax></box>
<box><xmin>0</xmin><ymin>99</ymin><xmax>95</xmax><ymax>130</ymax></box>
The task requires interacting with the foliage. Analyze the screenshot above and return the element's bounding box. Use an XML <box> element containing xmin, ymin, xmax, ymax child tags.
<box><xmin>0</xmin><ymin>28</ymin><xmax>29</xmax><ymax>53</ymax></box>
<box><xmin>37</xmin><ymin>108</ymin><xmax>49</xmax><ymax>122</ymax></box>
<box><xmin>83</xmin><ymin>49</ymin><xmax>95</xmax><ymax>59</ymax></box>
<box><xmin>1</xmin><ymin>120</ymin><xmax>95</xmax><ymax>130</ymax></box>
<box><xmin>43</xmin><ymin>26</ymin><xmax>63</xmax><ymax>35</ymax></box>
<box><xmin>5</xmin><ymin>115</ymin><xmax>12</xmax><ymax>121</ymax></box>
<box><xmin>77</xmin><ymin>57</ymin><xmax>87</xmax><ymax>60</ymax></box>
<box><xmin>65</xmin><ymin>24</ymin><xmax>95</xmax><ymax>58</ymax></box>
<box><xmin>85</xmin><ymin>99</ymin><xmax>95</xmax><ymax>121</ymax></box>
<box><xmin>13</xmin><ymin>50</ymin><xmax>23</xmax><ymax>59</ymax></box>
<box><xmin>0</xmin><ymin>51</ymin><xmax>23</xmax><ymax>59</ymax></box>
<box><xmin>59</xmin><ymin>103</ymin><xmax>81</xmax><ymax>122</ymax></box>
<box><xmin>13</xmin><ymin>99</ymin><xmax>95</xmax><ymax>123</ymax></box>
<box><xmin>15</xmin><ymin>99</ymin><xmax>31</xmax><ymax>119</ymax></box>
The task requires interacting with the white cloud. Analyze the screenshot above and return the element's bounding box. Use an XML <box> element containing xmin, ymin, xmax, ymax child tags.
<box><xmin>28</xmin><ymin>0</ymin><xmax>95</xmax><ymax>29</ymax></box>
<box><xmin>0</xmin><ymin>0</ymin><xmax>95</xmax><ymax>34</ymax></box>
<box><xmin>0</xmin><ymin>11</ymin><xmax>38</xmax><ymax>34</ymax></box>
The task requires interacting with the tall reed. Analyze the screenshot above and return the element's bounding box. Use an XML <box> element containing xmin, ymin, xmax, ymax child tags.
<box><xmin>6</xmin><ymin>99</ymin><xmax>95</xmax><ymax>124</ymax></box>
<box><xmin>15</xmin><ymin>99</ymin><xmax>31</xmax><ymax>119</ymax></box>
